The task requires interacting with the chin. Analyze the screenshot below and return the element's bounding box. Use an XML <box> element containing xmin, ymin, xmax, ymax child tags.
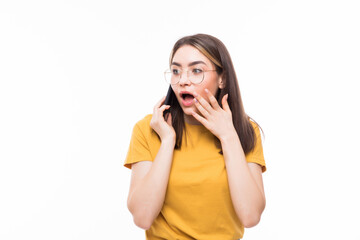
<box><xmin>181</xmin><ymin>106</ymin><xmax>195</xmax><ymax>116</ymax></box>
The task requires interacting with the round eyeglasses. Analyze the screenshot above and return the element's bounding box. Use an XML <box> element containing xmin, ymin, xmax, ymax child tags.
<box><xmin>164</xmin><ymin>68</ymin><xmax>217</xmax><ymax>85</ymax></box>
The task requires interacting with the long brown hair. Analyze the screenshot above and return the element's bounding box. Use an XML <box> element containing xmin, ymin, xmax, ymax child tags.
<box><xmin>164</xmin><ymin>33</ymin><xmax>259</xmax><ymax>154</ymax></box>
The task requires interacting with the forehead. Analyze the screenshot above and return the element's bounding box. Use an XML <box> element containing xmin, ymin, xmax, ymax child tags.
<box><xmin>172</xmin><ymin>45</ymin><xmax>213</xmax><ymax>67</ymax></box>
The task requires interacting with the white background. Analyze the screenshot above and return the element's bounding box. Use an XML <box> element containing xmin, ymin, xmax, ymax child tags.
<box><xmin>1</xmin><ymin>0</ymin><xmax>359</xmax><ymax>239</ymax></box>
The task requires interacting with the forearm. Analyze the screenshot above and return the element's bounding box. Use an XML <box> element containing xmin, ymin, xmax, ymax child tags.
<box><xmin>128</xmin><ymin>138</ymin><xmax>175</xmax><ymax>229</ymax></box>
<box><xmin>221</xmin><ymin>133</ymin><xmax>265</xmax><ymax>227</ymax></box>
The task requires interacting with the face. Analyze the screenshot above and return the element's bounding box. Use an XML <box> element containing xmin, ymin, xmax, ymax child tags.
<box><xmin>170</xmin><ymin>45</ymin><xmax>224</xmax><ymax>124</ymax></box>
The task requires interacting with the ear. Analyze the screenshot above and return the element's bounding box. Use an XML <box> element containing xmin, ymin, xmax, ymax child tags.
<box><xmin>218</xmin><ymin>75</ymin><xmax>225</xmax><ymax>89</ymax></box>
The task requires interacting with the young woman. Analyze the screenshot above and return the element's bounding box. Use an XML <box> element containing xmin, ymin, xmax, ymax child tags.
<box><xmin>125</xmin><ymin>34</ymin><xmax>266</xmax><ymax>239</ymax></box>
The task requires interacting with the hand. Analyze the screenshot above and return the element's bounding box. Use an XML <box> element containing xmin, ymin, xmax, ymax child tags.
<box><xmin>150</xmin><ymin>96</ymin><xmax>176</xmax><ymax>143</ymax></box>
<box><xmin>192</xmin><ymin>89</ymin><xmax>237</xmax><ymax>141</ymax></box>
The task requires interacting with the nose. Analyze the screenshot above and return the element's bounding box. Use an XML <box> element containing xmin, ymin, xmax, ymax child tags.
<box><xmin>178</xmin><ymin>71</ymin><xmax>191</xmax><ymax>86</ymax></box>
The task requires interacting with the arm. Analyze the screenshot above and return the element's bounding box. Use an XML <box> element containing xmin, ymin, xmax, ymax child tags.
<box><xmin>127</xmin><ymin>97</ymin><xmax>175</xmax><ymax>230</ymax></box>
<box><xmin>127</xmin><ymin>138</ymin><xmax>175</xmax><ymax>230</ymax></box>
<box><xmin>220</xmin><ymin>134</ymin><xmax>265</xmax><ymax>228</ymax></box>
<box><xmin>192</xmin><ymin>89</ymin><xmax>265</xmax><ymax>227</ymax></box>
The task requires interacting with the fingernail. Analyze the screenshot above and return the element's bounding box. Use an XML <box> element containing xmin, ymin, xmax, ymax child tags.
<box><xmin>205</xmin><ymin>89</ymin><xmax>209</xmax><ymax>93</ymax></box>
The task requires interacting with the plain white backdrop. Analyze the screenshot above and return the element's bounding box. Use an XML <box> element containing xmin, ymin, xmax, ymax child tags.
<box><xmin>1</xmin><ymin>0</ymin><xmax>359</xmax><ymax>239</ymax></box>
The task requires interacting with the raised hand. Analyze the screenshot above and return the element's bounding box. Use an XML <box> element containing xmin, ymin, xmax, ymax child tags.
<box><xmin>150</xmin><ymin>96</ymin><xmax>176</xmax><ymax>143</ymax></box>
<box><xmin>192</xmin><ymin>89</ymin><xmax>237</xmax><ymax>141</ymax></box>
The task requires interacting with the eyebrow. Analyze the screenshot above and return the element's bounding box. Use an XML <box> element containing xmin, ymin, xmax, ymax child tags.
<box><xmin>171</xmin><ymin>61</ymin><xmax>207</xmax><ymax>67</ymax></box>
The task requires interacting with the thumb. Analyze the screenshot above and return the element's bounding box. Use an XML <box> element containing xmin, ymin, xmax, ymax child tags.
<box><xmin>222</xmin><ymin>94</ymin><xmax>231</xmax><ymax>112</ymax></box>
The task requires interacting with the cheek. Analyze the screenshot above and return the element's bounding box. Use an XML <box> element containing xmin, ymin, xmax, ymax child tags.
<box><xmin>171</xmin><ymin>85</ymin><xmax>179</xmax><ymax>98</ymax></box>
<box><xmin>201</xmin><ymin>76</ymin><xmax>220</xmax><ymax>95</ymax></box>
<box><xmin>199</xmin><ymin>83</ymin><xmax>219</xmax><ymax>97</ymax></box>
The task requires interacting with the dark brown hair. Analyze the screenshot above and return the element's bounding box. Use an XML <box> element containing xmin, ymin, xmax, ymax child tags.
<box><xmin>164</xmin><ymin>33</ymin><xmax>260</xmax><ymax>154</ymax></box>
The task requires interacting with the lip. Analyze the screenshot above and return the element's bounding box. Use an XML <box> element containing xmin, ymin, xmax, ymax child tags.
<box><xmin>179</xmin><ymin>90</ymin><xmax>195</xmax><ymax>97</ymax></box>
<box><xmin>179</xmin><ymin>90</ymin><xmax>195</xmax><ymax>107</ymax></box>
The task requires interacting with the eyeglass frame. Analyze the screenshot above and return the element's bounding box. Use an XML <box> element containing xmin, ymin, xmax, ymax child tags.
<box><xmin>164</xmin><ymin>68</ymin><xmax>217</xmax><ymax>85</ymax></box>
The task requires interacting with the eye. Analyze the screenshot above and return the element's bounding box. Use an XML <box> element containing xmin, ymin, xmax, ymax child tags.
<box><xmin>192</xmin><ymin>68</ymin><xmax>203</xmax><ymax>74</ymax></box>
<box><xmin>172</xmin><ymin>69</ymin><xmax>180</xmax><ymax>75</ymax></box>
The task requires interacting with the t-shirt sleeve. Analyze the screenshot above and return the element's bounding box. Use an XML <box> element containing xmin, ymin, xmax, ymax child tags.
<box><xmin>246</xmin><ymin>123</ymin><xmax>266</xmax><ymax>172</ymax></box>
<box><xmin>124</xmin><ymin>121</ymin><xmax>153</xmax><ymax>169</ymax></box>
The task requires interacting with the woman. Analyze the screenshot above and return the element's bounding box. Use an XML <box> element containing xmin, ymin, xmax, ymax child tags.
<box><xmin>125</xmin><ymin>34</ymin><xmax>266</xmax><ymax>239</ymax></box>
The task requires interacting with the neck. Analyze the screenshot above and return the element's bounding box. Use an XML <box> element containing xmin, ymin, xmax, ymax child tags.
<box><xmin>184</xmin><ymin>114</ymin><xmax>202</xmax><ymax>125</ymax></box>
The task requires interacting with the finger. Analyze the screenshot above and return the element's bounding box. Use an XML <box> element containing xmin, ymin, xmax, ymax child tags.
<box><xmin>205</xmin><ymin>89</ymin><xmax>220</xmax><ymax>110</ymax></box>
<box><xmin>154</xmin><ymin>96</ymin><xmax>166</xmax><ymax>110</ymax></box>
<box><xmin>194</xmin><ymin>98</ymin><xmax>210</xmax><ymax>118</ymax></box>
<box><xmin>194</xmin><ymin>92</ymin><xmax>213</xmax><ymax>114</ymax></box>
<box><xmin>192</xmin><ymin>111</ymin><xmax>208</xmax><ymax>127</ymax></box>
<box><xmin>158</xmin><ymin>104</ymin><xmax>170</xmax><ymax>113</ymax></box>
<box><xmin>222</xmin><ymin>94</ymin><xmax>231</xmax><ymax>113</ymax></box>
<box><xmin>154</xmin><ymin>105</ymin><xmax>170</xmax><ymax>121</ymax></box>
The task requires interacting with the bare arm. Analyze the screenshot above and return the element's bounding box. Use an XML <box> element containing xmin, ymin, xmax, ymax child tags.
<box><xmin>127</xmin><ymin>97</ymin><xmax>175</xmax><ymax>230</ymax></box>
<box><xmin>221</xmin><ymin>134</ymin><xmax>265</xmax><ymax>228</ymax></box>
<box><xmin>127</xmin><ymin>138</ymin><xmax>175</xmax><ymax>230</ymax></box>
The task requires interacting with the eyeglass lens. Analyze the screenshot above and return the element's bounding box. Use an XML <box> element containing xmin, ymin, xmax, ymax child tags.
<box><xmin>165</xmin><ymin>69</ymin><xmax>204</xmax><ymax>84</ymax></box>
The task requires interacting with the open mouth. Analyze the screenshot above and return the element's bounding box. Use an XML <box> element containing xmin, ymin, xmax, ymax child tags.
<box><xmin>180</xmin><ymin>93</ymin><xmax>195</xmax><ymax>101</ymax></box>
<box><xmin>180</xmin><ymin>92</ymin><xmax>195</xmax><ymax>106</ymax></box>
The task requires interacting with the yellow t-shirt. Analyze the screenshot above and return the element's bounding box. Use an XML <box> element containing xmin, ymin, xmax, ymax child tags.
<box><xmin>125</xmin><ymin>114</ymin><xmax>266</xmax><ymax>240</ymax></box>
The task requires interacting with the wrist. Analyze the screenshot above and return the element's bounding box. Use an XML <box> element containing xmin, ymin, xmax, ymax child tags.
<box><xmin>161</xmin><ymin>135</ymin><xmax>176</xmax><ymax>146</ymax></box>
<box><xmin>219</xmin><ymin>130</ymin><xmax>239</xmax><ymax>144</ymax></box>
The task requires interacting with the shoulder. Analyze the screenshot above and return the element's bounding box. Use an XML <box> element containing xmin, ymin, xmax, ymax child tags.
<box><xmin>132</xmin><ymin>114</ymin><xmax>158</xmax><ymax>142</ymax></box>
<box><xmin>125</xmin><ymin>114</ymin><xmax>158</xmax><ymax>169</ymax></box>
<box><xmin>249</xmin><ymin>119</ymin><xmax>258</xmax><ymax>129</ymax></box>
<box><xmin>132</xmin><ymin>114</ymin><xmax>154</xmax><ymax>134</ymax></box>
<box><xmin>247</xmin><ymin>118</ymin><xmax>266</xmax><ymax>172</ymax></box>
<box><xmin>248</xmin><ymin>118</ymin><xmax>264</xmax><ymax>153</ymax></box>
<box><xmin>135</xmin><ymin>114</ymin><xmax>153</xmax><ymax>129</ymax></box>
<box><xmin>249</xmin><ymin>119</ymin><xmax>261</xmax><ymax>136</ymax></box>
